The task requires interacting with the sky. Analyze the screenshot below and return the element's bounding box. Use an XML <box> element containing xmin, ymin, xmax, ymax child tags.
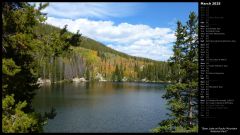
<box><xmin>36</xmin><ymin>2</ymin><xmax>198</xmax><ymax>61</ymax></box>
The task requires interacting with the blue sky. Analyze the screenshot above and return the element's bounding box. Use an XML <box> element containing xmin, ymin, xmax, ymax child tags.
<box><xmin>107</xmin><ymin>3</ymin><xmax>198</xmax><ymax>28</ymax></box>
<box><xmin>37</xmin><ymin>2</ymin><xmax>198</xmax><ymax>61</ymax></box>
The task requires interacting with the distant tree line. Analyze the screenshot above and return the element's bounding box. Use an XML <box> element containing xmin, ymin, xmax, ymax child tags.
<box><xmin>33</xmin><ymin>23</ymin><xmax>172</xmax><ymax>83</ymax></box>
<box><xmin>2</xmin><ymin>2</ymin><xmax>197</xmax><ymax>133</ymax></box>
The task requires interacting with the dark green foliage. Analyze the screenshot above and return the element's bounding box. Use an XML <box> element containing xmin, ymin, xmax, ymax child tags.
<box><xmin>2</xmin><ymin>58</ymin><xmax>21</xmax><ymax>77</ymax></box>
<box><xmin>112</xmin><ymin>64</ymin><xmax>124</xmax><ymax>82</ymax></box>
<box><xmin>60</xmin><ymin>24</ymin><xmax>68</xmax><ymax>35</ymax></box>
<box><xmin>152</xmin><ymin>12</ymin><xmax>198</xmax><ymax>133</ymax></box>
<box><xmin>2</xmin><ymin>94</ymin><xmax>56</xmax><ymax>133</ymax></box>
<box><xmin>33</xmin><ymin>23</ymin><xmax>172</xmax><ymax>83</ymax></box>
<box><xmin>3</xmin><ymin>2</ymin><xmax>174</xmax><ymax>133</ymax></box>
<box><xmin>2</xmin><ymin>94</ymin><xmax>44</xmax><ymax>133</ymax></box>
<box><xmin>2</xmin><ymin>1</ymin><xmax>47</xmax><ymax>108</ymax></box>
<box><xmin>69</xmin><ymin>30</ymin><xmax>82</xmax><ymax>46</ymax></box>
<box><xmin>2</xmin><ymin>2</ymin><xmax>56</xmax><ymax>132</ymax></box>
<box><xmin>138</xmin><ymin>62</ymin><xmax>170</xmax><ymax>82</ymax></box>
<box><xmin>85</xmin><ymin>68</ymin><xmax>90</xmax><ymax>80</ymax></box>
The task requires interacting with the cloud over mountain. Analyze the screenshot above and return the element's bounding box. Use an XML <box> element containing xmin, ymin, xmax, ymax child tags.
<box><xmin>46</xmin><ymin>17</ymin><xmax>175</xmax><ymax>61</ymax></box>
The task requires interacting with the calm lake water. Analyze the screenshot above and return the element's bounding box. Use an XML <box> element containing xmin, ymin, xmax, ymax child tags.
<box><xmin>32</xmin><ymin>82</ymin><xmax>169</xmax><ymax>133</ymax></box>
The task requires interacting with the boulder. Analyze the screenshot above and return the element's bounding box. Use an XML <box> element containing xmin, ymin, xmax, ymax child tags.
<box><xmin>95</xmin><ymin>73</ymin><xmax>107</xmax><ymax>82</ymax></box>
<box><xmin>72</xmin><ymin>77</ymin><xmax>87</xmax><ymax>82</ymax></box>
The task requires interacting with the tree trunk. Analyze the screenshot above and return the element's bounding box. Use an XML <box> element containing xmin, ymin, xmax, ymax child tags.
<box><xmin>188</xmin><ymin>91</ymin><xmax>193</xmax><ymax>127</ymax></box>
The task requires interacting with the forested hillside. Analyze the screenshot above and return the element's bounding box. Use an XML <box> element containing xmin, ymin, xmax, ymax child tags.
<box><xmin>34</xmin><ymin>23</ymin><xmax>172</xmax><ymax>83</ymax></box>
<box><xmin>2</xmin><ymin>2</ymin><xmax>197</xmax><ymax>133</ymax></box>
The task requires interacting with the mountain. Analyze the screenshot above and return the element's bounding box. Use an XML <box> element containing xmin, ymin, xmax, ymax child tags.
<box><xmin>34</xmin><ymin>23</ymin><xmax>171</xmax><ymax>83</ymax></box>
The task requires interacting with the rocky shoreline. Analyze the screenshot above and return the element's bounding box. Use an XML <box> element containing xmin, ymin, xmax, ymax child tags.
<box><xmin>36</xmin><ymin>77</ymin><xmax>171</xmax><ymax>86</ymax></box>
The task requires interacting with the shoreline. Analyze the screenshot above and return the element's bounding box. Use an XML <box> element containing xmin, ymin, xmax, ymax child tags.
<box><xmin>37</xmin><ymin>79</ymin><xmax>172</xmax><ymax>86</ymax></box>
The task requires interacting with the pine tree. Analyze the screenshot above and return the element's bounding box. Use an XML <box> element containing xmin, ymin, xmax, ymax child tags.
<box><xmin>168</xmin><ymin>21</ymin><xmax>187</xmax><ymax>83</ymax></box>
<box><xmin>85</xmin><ymin>68</ymin><xmax>90</xmax><ymax>80</ymax></box>
<box><xmin>2</xmin><ymin>2</ymin><xmax>48</xmax><ymax>109</ymax></box>
<box><xmin>2</xmin><ymin>2</ymin><xmax>56</xmax><ymax>132</ymax></box>
<box><xmin>67</xmin><ymin>29</ymin><xmax>82</xmax><ymax>46</ymax></box>
<box><xmin>153</xmin><ymin>12</ymin><xmax>198</xmax><ymax>133</ymax></box>
<box><xmin>111</xmin><ymin>64</ymin><xmax>124</xmax><ymax>82</ymax></box>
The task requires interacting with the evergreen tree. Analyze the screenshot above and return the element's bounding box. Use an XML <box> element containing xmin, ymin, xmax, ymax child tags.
<box><xmin>2</xmin><ymin>1</ymin><xmax>48</xmax><ymax>109</ymax></box>
<box><xmin>119</xmin><ymin>63</ymin><xmax>124</xmax><ymax>81</ymax></box>
<box><xmin>112</xmin><ymin>64</ymin><xmax>124</xmax><ymax>82</ymax></box>
<box><xmin>152</xmin><ymin>12</ymin><xmax>198</xmax><ymax>133</ymax></box>
<box><xmin>2</xmin><ymin>2</ymin><xmax>56</xmax><ymax>132</ymax></box>
<box><xmin>85</xmin><ymin>67</ymin><xmax>90</xmax><ymax>81</ymax></box>
<box><xmin>2</xmin><ymin>94</ymin><xmax>44</xmax><ymax>132</ymax></box>
<box><xmin>168</xmin><ymin>21</ymin><xmax>187</xmax><ymax>83</ymax></box>
<box><xmin>69</xmin><ymin>30</ymin><xmax>82</xmax><ymax>46</ymax></box>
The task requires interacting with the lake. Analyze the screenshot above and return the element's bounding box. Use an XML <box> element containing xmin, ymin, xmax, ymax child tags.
<box><xmin>32</xmin><ymin>82</ymin><xmax>169</xmax><ymax>133</ymax></box>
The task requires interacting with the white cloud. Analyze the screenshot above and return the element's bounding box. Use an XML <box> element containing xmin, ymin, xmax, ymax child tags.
<box><xmin>46</xmin><ymin>17</ymin><xmax>175</xmax><ymax>61</ymax></box>
<box><xmin>41</xmin><ymin>3</ymin><xmax>139</xmax><ymax>19</ymax></box>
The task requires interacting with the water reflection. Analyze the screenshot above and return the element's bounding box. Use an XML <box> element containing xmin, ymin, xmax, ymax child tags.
<box><xmin>33</xmin><ymin>82</ymin><xmax>169</xmax><ymax>133</ymax></box>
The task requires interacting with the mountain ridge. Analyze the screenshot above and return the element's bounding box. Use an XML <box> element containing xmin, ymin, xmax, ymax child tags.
<box><xmin>34</xmin><ymin>23</ymin><xmax>171</xmax><ymax>83</ymax></box>
<box><xmin>41</xmin><ymin>23</ymin><xmax>162</xmax><ymax>63</ymax></box>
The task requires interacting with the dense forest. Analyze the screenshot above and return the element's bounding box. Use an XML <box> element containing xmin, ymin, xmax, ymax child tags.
<box><xmin>2</xmin><ymin>2</ymin><xmax>198</xmax><ymax>133</ymax></box>
<box><xmin>34</xmin><ymin>23</ymin><xmax>172</xmax><ymax>83</ymax></box>
<box><xmin>2</xmin><ymin>2</ymin><xmax>172</xmax><ymax>132</ymax></box>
